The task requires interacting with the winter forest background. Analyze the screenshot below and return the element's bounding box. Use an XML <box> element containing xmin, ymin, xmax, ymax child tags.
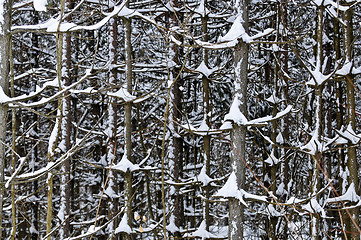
<box><xmin>0</xmin><ymin>0</ymin><xmax>361</xmax><ymax>239</ymax></box>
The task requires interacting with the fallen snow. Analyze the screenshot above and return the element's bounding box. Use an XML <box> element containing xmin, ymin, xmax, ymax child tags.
<box><xmin>219</xmin><ymin>15</ymin><xmax>251</xmax><ymax>43</ymax></box>
<box><xmin>115</xmin><ymin>214</ymin><xmax>133</xmax><ymax>234</ymax></box>
<box><xmin>195</xmin><ymin>61</ymin><xmax>217</xmax><ymax>78</ymax></box>
<box><xmin>194</xmin><ymin>166</ymin><xmax>212</xmax><ymax>186</ymax></box>
<box><xmin>188</xmin><ymin>220</ymin><xmax>216</xmax><ymax>239</ymax></box>
<box><xmin>336</xmin><ymin>61</ymin><xmax>352</xmax><ymax>76</ymax></box>
<box><xmin>326</xmin><ymin>183</ymin><xmax>360</xmax><ymax>203</ymax></box>
<box><xmin>194</xmin><ymin>0</ymin><xmax>209</xmax><ymax>17</ymax></box>
<box><xmin>111</xmin><ymin>154</ymin><xmax>140</xmax><ymax>172</ymax></box>
<box><xmin>302</xmin><ymin>198</ymin><xmax>326</xmax><ymax>218</ymax></box>
<box><xmin>33</xmin><ymin>0</ymin><xmax>46</xmax><ymax>11</ymax></box>
<box><xmin>300</xmin><ymin>132</ymin><xmax>323</xmax><ymax>155</ymax></box>
<box><xmin>214</xmin><ymin>172</ymin><xmax>267</xmax><ymax>206</ymax></box>
<box><xmin>166</xmin><ymin>214</ymin><xmax>180</xmax><ymax>233</ymax></box>
<box><xmin>264</xmin><ymin>150</ymin><xmax>279</xmax><ymax>166</ymax></box>
<box><xmin>108</xmin><ymin>87</ymin><xmax>136</xmax><ymax>102</ymax></box>
<box><xmin>5</xmin><ymin>157</ymin><xmax>27</xmax><ymax>188</ymax></box>
<box><xmin>335</xmin><ymin>124</ymin><xmax>361</xmax><ymax>145</ymax></box>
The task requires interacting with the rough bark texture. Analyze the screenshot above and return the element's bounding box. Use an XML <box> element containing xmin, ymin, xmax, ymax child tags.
<box><xmin>229</xmin><ymin>1</ymin><xmax>248</xmax><ymax>239</ymax></box>
<box><xmin>0</xmin><ymin>0</ymin><xmax>10</xmax><ymax>237</ymax></box>
<box><xmin>123</xmin><ymin>15</ymin><xmax>134</xmax><ymax>240</ymax></box>
<box><xmin>343</xmin><ymin>5</ymin><xmax>359</xmax><ymax>238</ymax></box>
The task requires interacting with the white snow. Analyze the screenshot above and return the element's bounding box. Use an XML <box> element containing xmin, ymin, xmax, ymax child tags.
<box><xmin>276</xmin><ymin>132</ymin><xmax>284</xmax><ymax>144</ymax></box>
<box><xmin>300</xmin><ymin>132</ymin><xmax>322</xmax><ymax>155</ymax></box>
<box><xmin>44</xmin><ymin>18</ymin><xmax>77</xmax><ymax>32</ymax></box>
<box><xmin>223</xmin><ymin>97</ymin><xmax>248</xmax><ymax>125</ymax></box>
<box><xmin>335</xmin><ymin>124</ymin><xmax>361</xmax><ymax>145</ymax></box>
<box><xmin>302</xmin><ymin>198</ymin><xmax>326</xmax><ymax>217</ymax></box>
<box><xmin>219</xmin><ymin>15</ymin><xmax>251</xmax><ymax>43</ymax></box>
<box><xmin>166</xmin><ymin>214</ymin><xmax>180</xmax><ymax>233</ymax></box>
<box><xmin>188</xmin><ymin>220</ymin><xmax>216</xmax><ymax>239</ymax></box>
<box><xmin>286</xmin><ymin>196</ymin><xmax>303</xmax><ymax>205</ymax></box>
<box><xmin>306</xmin><ymin>68</ymin><xmax>331</xmax><ymax>86</ymax></box>
<box><xmin>0</xmin><ymin>86</ymin><xmax>11</xmax><ymax>103</ymax></box>
<box><xmin>108</xmin><ymin>87</ymin><xmax>136</xmax><ymax>102</ymax></box>
<box><xmin>5</xmin><ymin>157</ymin><xmax>27</xmax><ymax>188</ymax></box>
<box><xmin>48</xmin><ymin>114</ymin><xmax>60</xmax><ymax>156</ymax></box>
<box><xmin>194</xmin><ymin>0</ymin><xmax>209</xmax><ymax>17</ymax></box>
<box><xmin>267</xmin><ymin>204</ymin><xmax>282</xmax><ymax>217</ymax></box>
<box><xmin>326</xmin><ymin>183</ymin><xmax>360</xmax><ymax>203</ymax></box>
<box><xmin>112</xmin><ymin>154</ymin><xmax>139</xmax><ymax>172</ymax></box>
<box><xmin>214</xmin><ymin>172</ymin><xmax>267</xmax><ymax>206</ymax></box>
<box><xmin>265</xmin><ymin>92</ymin><xmax>282</xmax><ymax>104</ymax></box>
<box><xmin>336</xmin><ymin>61</ymin><xmax>352</xmax><ymax>76</ymax></box>
<box><xmin>194</xmin><ymin>166</ymin><xmax>212</xmax><ymax>186</ymax></box>
<box><xmin>115</xmin><ymin>214</ymin><xmax>133</xmax><ymax>234</ymax></box>
<box><xmin>195</xmin><ymin>61</ymin><xmax>217</xmax><ymax>78</ymax></box>
<box><xmin>33</xmin><ymin>0</ymin><xmax>47</xmax><ymax>11</ymax></box>
<box><xmin>264</xmin><ymin>150</ymin><xmax>279</xmax><ymax>166</ymax></box>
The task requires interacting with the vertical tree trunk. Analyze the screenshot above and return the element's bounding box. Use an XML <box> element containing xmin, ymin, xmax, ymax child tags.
<box><xmin>229</xmin><ymin>1</ymin><xmax>248</xmax><ymax>239</ymax></box>
<box><xmin>123</xmin><ymin>14</ymin><xmax>134</xmax><ymax>240</ymax></box>
<box><xmin>309</xmin><ymin>5</ymin><xmax>324</xmax><ymax>239</ymax></box>
<box><xmin>166</xmin><ymin>0</ymin><xmax>184</xmax><ymax>237</ymax></box>
<box><xmin>59</xmin><ymin>0</ymin><xmax>73</xmax><ymax>237</ymax></box>
<box><xmin>0</xmin><ymin>0</ymin><xmax>10</xmax><ymax>237</ymax></box>
<box><xmin>343</xmin><ymin>4</ymin><xmax>359</xmax><ymax>239</ymax></box>
<box><xmin>107</xmin><ymin>15</ymin><xmax>118</xmax><ymax>239</ymax></box>
<box><xmin>10</xmin><ymin>30</ymin><xmax>16</xmax><ymax>240</ymax></box>
<box><xmin>47</xmin><ymin>0</ymin><xmax>65</xmax><ymax>238</ymax></box>
<box><xmin>201</xmin><ymin>0</ymin><xmax>211</xmax><ymax>231</ymax></box>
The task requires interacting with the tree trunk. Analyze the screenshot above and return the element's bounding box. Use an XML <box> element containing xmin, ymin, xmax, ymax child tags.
<box><xmin>343</xmin><ymin>4</ymin><xmax>359</xmax><ymax>238</ymax></box>
<box><xmin>229</xmin><ymin>1</ymin><xmax>248</xmax><ymax>239</ymax></box>
<box><xmin>123</xmin><ymin>14</ymin><xmax>134</xmax><ymax>240</ymax></box>
<box><xmin>59</xmin><ymin>0</ymin><xmax>73</xmax><ymax>237</ymax></box>
<box><xmin>0</xmin><ymin>0</ymin><xmax>10</xmax><ymax>237</ymax></box>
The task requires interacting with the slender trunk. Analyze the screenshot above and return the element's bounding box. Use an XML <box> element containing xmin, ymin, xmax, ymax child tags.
<box><xmin>123</xmin><ymin>14</ymin><xmax>133</xmax><ymax>240</ymax></box>
<box><xmin>201</xmin><ymin>1</ymin><xmax>211</xmax><ymax>230</ymax></box>
<box><xmin>59</xmin><ymin>1</ymin><xmax>73</xmax><ymax>237</ymax></box>
<box><xmin>229</xmin><ymin>1</ymin><xmax>248</xmax><ymax>239</ymax></box>
<box><xmin>309</xmin><ymin>5</ymin><xmax>324</xmax><ymax>239</ymax></box>
<box><xmin>107</xmin><ymin>15</ymin><xmax>118</xmax><ymax>239</ymax></box>
<box><xmin>47</xmin><ymin>0</ymin><xmax>65</xmax><ymax>237</ymax></box>
<box><xmin>10</xmin><ymin>33</ymin><xmax>16</xmax><ymax>240</ymax></box>
<box><xmin>343</xmin><ymin>5</ymin><xmax>359</xmax><ymax>238</ymax></box>
<box><xmin>0</xmin><ymin>0</ymin><xmax>10</xmax><ymax>237</ymax></box>
<box><xmin>166</xmin><ymin>0</ymin><xmax>184</xmax><ymax>237</ymax></box>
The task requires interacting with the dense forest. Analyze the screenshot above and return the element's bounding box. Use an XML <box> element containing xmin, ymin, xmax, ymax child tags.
<box><xmin>0</xmin><ymin>0</ymin><xmax>361</xmax><ymax>239</ymax></box>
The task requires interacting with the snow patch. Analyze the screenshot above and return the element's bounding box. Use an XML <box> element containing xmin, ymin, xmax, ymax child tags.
<box><xmin>33</xmin><ymin>0</ymin><xmax>47</xmax><ymax>11</ymax></box>
<box><xmin>188</xmin><ymin>220</ymin><xmax>216</xmax><ymax>238</ymax></box>
<box><xmin>115</xmin><ymin>214</ymin><xmax>133</xmax><ymax>234</ymax></box>
<box><xmin>112</xmin><ymin>154</ymin><xmax>139</xmax><ymax>172</ymax></box>
<box><xmin>108</xmin><ymin>87</ymin><xmax>136</xmax><ymax>102</ymax></box>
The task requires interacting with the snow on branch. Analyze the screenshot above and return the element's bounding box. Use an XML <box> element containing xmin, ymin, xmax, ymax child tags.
<box><xmin>108</xmin><ymin>87</ymin><xmax>136</xmax><ymax>102</ymax></box>
<box><xmin>213</xmin><ymin>172</ymin><xmax>267</xmax><ymax>207</ymax></box>
<box><xmin>13</xmin><ymin>1</ymin><xmax>158</xmax><ymax>34</ymax></box>
<box><xmin>181</xmin><ymin>116</ymin><xmax>222</xmax><ymax>136</ymax></box>
<box><xmin>13</xmin><ymin>109</ymin><xmax>105</xmax><ymax>182</ymax></box>
<box><xmin>115</xmin><ymin>213</ymin><xmax>133</xmax><ymax>234</ymax></box>
<box><xmin>326</xmin><ymin>183</ymin><xmax>360</xmax><ymax>204</ymax></box>
<box><xmin>63</xmin><ymin>208</ymin><xmax>124</xmax><ymax>240</ymax></box>
<box><xmin>3</xmin><ymin>69</ymin><xmax>92</xmax><ymax>108</ymax></box>
<box><xmin>111</xmin><ymin>154</ymin><xmax>140</xmax><ymax>173</ymax></box>
<box><xmin>186</xmin><ymin>220</ymin><xmax>216</xmax><ymax>239</ymax></box>
<box><xmin>195</xmin><ymin>14</ymin><xmax>273</xmax><ymax>49</ymax></box>
<box><xmin>220</xmin><ymin>99</ymin><xmax>292</xmax><ymax>130</ymax></box>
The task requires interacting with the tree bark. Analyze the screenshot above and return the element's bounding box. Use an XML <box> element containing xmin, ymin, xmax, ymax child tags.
<box><xmin>0</xmin><ymin>0</ymin><xmax>10</xmax><ymax>237</ymax></box>
<box><xmin>343</xmin><ymin>4</ymin><xmax>359</xmax><ymax>238</ymax></box>
<box><xmin>229</xmin><ymin>1</ymin><xmax>248</xmax><ymax>239</ymax></box>
<box><xmin>123</xmin><ymin>14</ymin><xmax>134</xmax><ymax>240</ymax></box>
